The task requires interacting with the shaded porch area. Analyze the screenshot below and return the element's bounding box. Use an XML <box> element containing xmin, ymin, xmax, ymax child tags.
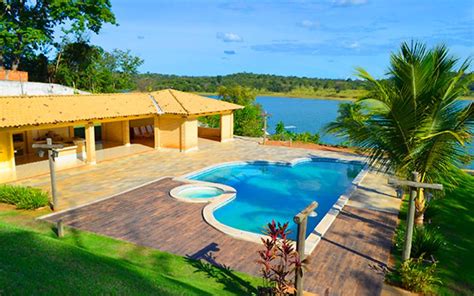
<box><xmin>3</xmin><ymin>120</ymin><xmax>154</xmax><ymax>181</ymax></box>
<box><xmin>0</xmin><ymin>89</ymin><xmax>243</xmax><ymax>183</ymax></box>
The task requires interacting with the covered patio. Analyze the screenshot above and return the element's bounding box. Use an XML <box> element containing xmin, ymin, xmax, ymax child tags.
<box><xmin>0</xmin><ymin>89</ymin><xmax>242</xmax><ymax>182</ymax></box>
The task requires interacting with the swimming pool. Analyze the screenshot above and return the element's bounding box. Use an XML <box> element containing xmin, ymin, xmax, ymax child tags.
<box><xmin>187</xmin><ymin>159</ymin><xmax>364</xmax><ymax>240</ymax></box>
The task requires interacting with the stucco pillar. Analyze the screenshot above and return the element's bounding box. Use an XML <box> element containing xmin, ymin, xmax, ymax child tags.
<box><xmin>0</xmin><ymin>131</ymin><xmax>15</xmax><ymax>175</ymax></box>
<box><xmin>153</xmin><ymin>116</ymin><xmax>160</xmax><ymax>149</ymax></box>
<box><xmin>220</xmin><ymin>112</ymin><xmax>234</xmax><ymax>142</ymax></box>
<box><xmin>122</xmin><ymin>120</ymin><xmax>130</xmax><ymax>146</ymax></box>
<box><xmin>230</xmin><ymin>112</ymin><xmax>234</xmax><ymax>136</ymax></box>
<box><xmin>180</xmin><ymin>119</ymin><xmax>198</xmax><ymax>152</ymax></box>
<box><xmin>85</xmin><ymin>123</ymin><xmax>96</xmax><ymax>164</ymax></box>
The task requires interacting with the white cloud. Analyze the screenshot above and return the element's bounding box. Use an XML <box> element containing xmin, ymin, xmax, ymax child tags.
<box><xmin>346</xmin><ymin>41</ymin><xmax>360</xmax><ymax>49</ymax></box>
<box><xmin>297</xmin><ymin>20</ymin><xmax>320</xmax><ymax>29</ymax></box>
<box><xmin>332</xmin><ymin>0</ymin><xmax>368</xmax><ymax>6</ymax></box>
<box><xmin>216</xmin><ymin>32</ymin><xmax>243</xmax><ymax>42</ymax></box>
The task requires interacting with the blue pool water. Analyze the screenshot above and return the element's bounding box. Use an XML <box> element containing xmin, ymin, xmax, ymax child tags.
<box><xmin>189</xmin><ymin>160</ymin><xmax>363</xmax><ymax>239</ymax></box>
<box><xmin>179</xmin><ymin>186</ymin><xmax>223</xmax><ymax>198</ymax></box>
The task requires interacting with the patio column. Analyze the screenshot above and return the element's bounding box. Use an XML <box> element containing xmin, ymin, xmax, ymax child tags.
<box><xmin>180</xmin><ymin>118</ymin><xmax>198</xmax><ymax>152</ymax></box>
<box><xmin>220</xmin><ymin>112</ymin><xmax>234</xmax><ymax>142</ymax></box>
<box><xmin>0</xmin><ymin>131</ymin><xmax>15</xmax><ymax>176</ymax></box>
<box><xmin>85</xmin><ymin>123</ymin><xmax>96</xmax><ymax>164</ymax></box>
<box><xmin>153</xmin><ymin>116</ymin><xmax>160</xmax><ymax>149</ymax></box>
<box><xmin>122</xmin><ymin>120</ymin><xmax>130</xmax><ymax>146</ymax></box>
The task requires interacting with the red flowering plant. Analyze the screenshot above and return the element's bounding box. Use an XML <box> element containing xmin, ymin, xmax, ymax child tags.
<box><xmin>256</xmin><ymin>220</ymin><xmax>309</xmax><ymax>296</ymax></box>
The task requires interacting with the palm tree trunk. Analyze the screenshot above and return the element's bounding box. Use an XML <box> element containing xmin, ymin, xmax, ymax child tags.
<box><xmin>415</xmin><ymin>188</ymin><xmax>425</xmax><ymax>225</ymax></box>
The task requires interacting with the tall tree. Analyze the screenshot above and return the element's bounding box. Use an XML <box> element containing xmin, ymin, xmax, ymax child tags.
<box><xmin>327</xmin><ymin>42</ymin><xmax>473</xmax><ymax>224</ymax></box>
<box><xmin>54</xmin><ymin>41</ymin><xmax>143</xmax><ymax>93</ymax></box>
<box><xmin>0</xmin><ymin>0</ymin><xmax>116</xmax><ymax>70</ymax></box>
<box><xmin>218</xmin><ymin>85</ymin><xmax>264</xmax><ymax>137</ymax></box>
<box><xmin>199</xmin><ymin>85</ymin><xmax>264</xmax><ymax>137</ymax></box>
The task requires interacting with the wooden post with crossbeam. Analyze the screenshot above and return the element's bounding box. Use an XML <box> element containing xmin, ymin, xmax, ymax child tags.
<box><xmin>389</xmin><ymin>172</ymin><xmax>443</xmax><ymax>261</ymax></box>
<box><xmin>32</xmin><ymin>138</ymin><xmax>64</xmax><ymax>211</ymax></box>
<box><xmin>293</xmin><ymin>201</ymin><xmax>318</xmax><ymax>296</ymax></box>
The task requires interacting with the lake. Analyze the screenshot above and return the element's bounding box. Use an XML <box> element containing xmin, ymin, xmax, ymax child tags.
<box><xmin>208</xmin><ymin>95</ymin><xmax>473</xmax><ymax>169</ymax></box>
<box><xmin>209</xmin><ymin>95</ymin><xmax>350</xmax><ymax>144</ymax></box>
<box><xmin>256</xmin><ymin>96</ymin><xmax>348</xmax><ymax>144</ymax></box>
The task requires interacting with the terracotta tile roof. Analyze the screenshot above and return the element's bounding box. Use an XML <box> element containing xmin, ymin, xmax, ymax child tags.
<box><xmin>0</xmin><ymin>89</ymin><xmax>243</xmax><ymax>128</ymax></box>
<box><xmin>150</xmin><ymin>89</ymin><xmax>242</xmax><ymax>115</ymax></box>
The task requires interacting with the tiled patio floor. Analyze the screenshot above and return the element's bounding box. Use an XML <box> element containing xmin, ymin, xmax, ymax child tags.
<box><xmin>12</xmin><ymin>137</ymin><xmax>400</xmax><ymax>211</ymax></box>
<box><xmin>43</xmin><ymin>177</ymin><xmax>399</xmax><ymax>296</ymax></box>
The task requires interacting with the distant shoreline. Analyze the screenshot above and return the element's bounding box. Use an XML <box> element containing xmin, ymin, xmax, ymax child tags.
<box><xmin>198</xmin><ymin>92</ymin><xmax>355</xmax><ymax>101</ymax></box>
<box><xmin>198</xmin><ymin>92</ymin><xmax>474</xmax><ymax>101</ymax></box>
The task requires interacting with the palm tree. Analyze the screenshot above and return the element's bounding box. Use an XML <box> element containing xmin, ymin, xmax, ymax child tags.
<box><xmin>326</xmin><ymin>41</ymin><xmax>473</xmax><ymax>224</ymax></box>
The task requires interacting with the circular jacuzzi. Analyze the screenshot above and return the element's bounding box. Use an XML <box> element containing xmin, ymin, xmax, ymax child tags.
<box><xmin>178</xmin><ymin>186</ymin><xmax>224</xmax><ymax>199</ymax></box>
<box><xmin>170</xmin><ymin>183</ymin><xmax>229</xmax><ymax>202</ymax></box>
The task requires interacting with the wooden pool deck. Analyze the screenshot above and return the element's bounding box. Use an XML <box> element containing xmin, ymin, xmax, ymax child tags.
<box><xmin>43</xmin><ymin>177</ymin><xmax>398</xmax><ymax>296</ymax></box>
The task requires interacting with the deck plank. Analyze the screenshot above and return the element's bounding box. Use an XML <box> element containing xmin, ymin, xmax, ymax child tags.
<box><xmin>43</xmin><ymin>178</ymin><xmax>398</xmax><ymax>296</ymax></box>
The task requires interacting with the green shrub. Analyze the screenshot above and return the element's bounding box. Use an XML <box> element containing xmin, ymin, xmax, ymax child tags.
<box><xmin>292</xmin><ymin>132</ymin><xmax>320</xmax><ymax>144</ymax></box>
<box><xmin>0</xmin><ymin>185</ymin><xmax>49</xmax><ymax>210</ymax></box>
<box><xmin>399</xmin><ymin>256</ymin><xmax>440</xmax><ymax>293</ymax></box>
<box><xmin>395</xmin><ymin>225</ymin><xmax>444</xmax><ymax>258</ymax></box>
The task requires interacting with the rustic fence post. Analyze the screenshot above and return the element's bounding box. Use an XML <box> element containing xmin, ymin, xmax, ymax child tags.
<box><xmin>293</xmin><ymin>201</ymin><xmax>318</xmax><ymax>296</ymax></box>
<box><xmin>388</xmin><ymin>173</ymin><xmax>443</xmax><ymax>261</ymax></box>
<box><xmin>57</xmin><ymin>219</ymin><xmax>64</xmax><ymax>238</ymax></box>
<box><xmin>32</xmin><ymin>138</ymin><xmax>63</xmax><ymax>211</ymax></box>
<box><xmin>403</xmin><ymin>172</ymin><xmax>419</xmax><ymax>260</ymax></box>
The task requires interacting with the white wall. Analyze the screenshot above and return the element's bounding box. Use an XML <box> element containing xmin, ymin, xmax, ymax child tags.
<box><xmin>0</xmin><ymin>81</ymin><xmax>89</xmax><ymax>96</ymax></box>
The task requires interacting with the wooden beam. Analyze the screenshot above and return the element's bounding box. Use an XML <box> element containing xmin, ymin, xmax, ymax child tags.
<box><xmin>403</xmin><ymin>172</ymin><xmax>418</xmax><ymax>261</ymax></box>
<box><xmin>32</xmin><ymin>143</ymin><xmax>64</xmax><ymax>149</ymax></box>
<box><xmin>388</xmin><ymin>178</ymin><xmax>443</xmax><ymax>190</ymax></box>
<box><xmin>293</xmin><ymin>201</ymin><xmax>318</xmax><ymax>296</ymax></box>
<box><xmin>294</xmin><ymin>201</ymin><xmax>318</xmax><ymax>224</ymax></box>
<box><xmin>395</xmin><ymin>172</ymin><xmax>443</xmax><ymax>261</ymax></box>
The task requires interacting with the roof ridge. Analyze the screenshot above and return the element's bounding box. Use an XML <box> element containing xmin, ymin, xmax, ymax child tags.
<box><xmin>167</xmin><ymin>89</ymin><xmax>190</xmax><ymax>115</ymax></box>
<box><xmin>148</xmin><ymin>93</ymin><xmax>164</xmax><ymax>115</ymax></box>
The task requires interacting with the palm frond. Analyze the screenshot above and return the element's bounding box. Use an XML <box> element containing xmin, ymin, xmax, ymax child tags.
<box><xmin>326</xmin><ymin>41</ymin><xmax>473</xmax><ymax>182</ymax></box>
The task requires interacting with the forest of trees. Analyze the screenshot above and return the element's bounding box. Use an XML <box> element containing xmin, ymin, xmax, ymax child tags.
<box><xmin>135</xmin><ymin>72</ymin><xmax>368</xmax><ymax>94</ymax></box>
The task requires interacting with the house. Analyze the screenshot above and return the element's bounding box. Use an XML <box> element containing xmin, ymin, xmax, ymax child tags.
<box><xmin>0</xmin><ymin>89</ymin><xmax>242</xmax><ymax>182</ymax></box>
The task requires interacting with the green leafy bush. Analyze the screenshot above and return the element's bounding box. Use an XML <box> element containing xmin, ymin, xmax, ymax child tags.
<box><xmin>292</xmin><ymin>132</ymin><xmax>320</xmax><ymax>144</ymax></box>
<box><xmin>0</xmin><ymin>185</ymin><xmax>49</xmax><ymax>210</ymax></box>
<box><xmin>399</xmin><ymin>256</ymin><xmax>440</xmax><ymax>293</ymax></box>
<box><xmin>395</xmin><ymin>225</ymin><xmax>444</xmax><ymax>258</ymax></box>
<box><xmin>270</xmin><ymin>121</ymin><xmax>320</xmax><ymax>144</ymax></box>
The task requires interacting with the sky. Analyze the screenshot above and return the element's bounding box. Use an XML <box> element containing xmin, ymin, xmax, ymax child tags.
<box><xmin>89</xmin><ymin>0</ymin><xmax>474</xmax><ymax>79</ymax></box>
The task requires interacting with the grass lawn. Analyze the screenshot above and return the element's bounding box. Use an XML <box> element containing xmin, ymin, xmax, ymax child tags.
<box><xmin>390</xmin><ymin>170</ymin><xmax>474</xmax><ymax>295</ymax></box>
<box><xmin>0</xmin><ymin>206</ymin><xmax>260</xmax><ymax>295</ymax></box>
